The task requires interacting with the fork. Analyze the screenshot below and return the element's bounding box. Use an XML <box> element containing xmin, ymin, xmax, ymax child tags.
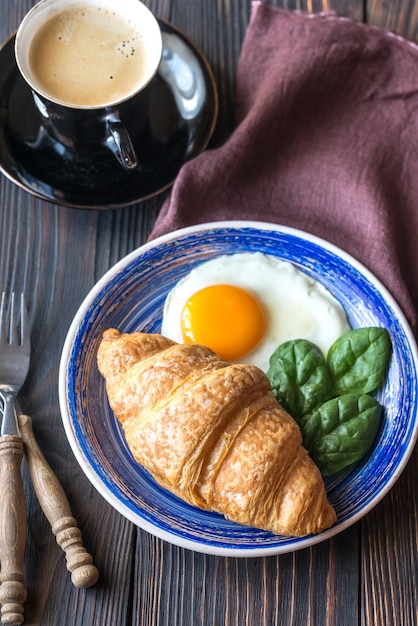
<box><xmin>0</xmin><ymin>293</ymin><xmax>28</xmax><ymax>625</ymax></box>
<box><xmin>0</xmin><ymin>294</ymin><xmax>98</xmax><ymax>625</ymax></box>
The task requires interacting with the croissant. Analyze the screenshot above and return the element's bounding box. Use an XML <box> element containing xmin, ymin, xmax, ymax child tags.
<box><xmin>97</xmin><ymin>329</ymin><xmax>336</xmax><ymax>537</ymax></box>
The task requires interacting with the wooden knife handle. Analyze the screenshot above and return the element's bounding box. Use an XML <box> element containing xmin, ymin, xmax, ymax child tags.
<box><xmin>17</xmin><ymin>415</ymin><xmax>99</xmax><ymax>589</ymax></box>
<box><xmin>0</xmin><ymin>436</ymin><xmax>26</xmax><ymax>626</ymax></box>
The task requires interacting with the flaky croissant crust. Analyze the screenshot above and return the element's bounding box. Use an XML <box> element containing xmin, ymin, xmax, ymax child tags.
<box><xmin>97</xmin><ymin>329</ymin><xmax>336</xmax><ymax>537</ymax></box>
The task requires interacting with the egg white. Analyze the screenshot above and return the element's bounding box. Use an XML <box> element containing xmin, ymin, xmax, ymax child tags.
<box><xmin>161</xmin><ymin>252</ymin><xmax>350</xmax><ymax>373</ymax></box>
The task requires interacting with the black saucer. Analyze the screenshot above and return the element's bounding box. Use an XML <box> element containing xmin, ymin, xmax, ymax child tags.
<box><xmin>0</xmin><ymin>20</ymin><xmax>218</xmax><ymax>209</ymax></box>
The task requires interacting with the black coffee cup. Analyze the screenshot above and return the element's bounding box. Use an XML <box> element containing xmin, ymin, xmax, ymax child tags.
<box><xmin>15</xmin><ymin>0</ymin><xmax>163</xmax><ymax>170</ymax></box>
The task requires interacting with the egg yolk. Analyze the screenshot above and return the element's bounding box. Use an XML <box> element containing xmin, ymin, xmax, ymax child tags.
<box><xmin>180</xmin><ymin>284</ymin><xmax>266</xmax><ymax>361</ymax></box>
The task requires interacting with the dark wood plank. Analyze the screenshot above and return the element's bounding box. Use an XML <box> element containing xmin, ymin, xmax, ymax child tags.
<box><xmin>301</xmin><ymin>0</ymin><xmax>364</xmax><ymax>19</ymax></box>
<box><xmin>362</xmin><ymin>454</ymin><xmax>418</xmax><ymax>625</ymax></box>
<box><xmin>369</xmin><ymin>0</ymin><xmax>418</xmax><ymax>39</ymax></box>
<box><xmin>133</xmin><ymin>526</ymin><xmax>360</xmax><ymax>626</ymax></box>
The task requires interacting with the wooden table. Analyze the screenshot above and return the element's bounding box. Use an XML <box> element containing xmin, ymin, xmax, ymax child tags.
<box><xmin>1</xmin><ymin>1</ymin><xmax>417</xmax><ymax>624</ymax></box>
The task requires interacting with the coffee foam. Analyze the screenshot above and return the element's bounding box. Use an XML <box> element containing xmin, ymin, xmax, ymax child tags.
<box><xmin>27</xmin><ymin>5</ymin><xmax>157</xmax><ymax>107</ymax></box>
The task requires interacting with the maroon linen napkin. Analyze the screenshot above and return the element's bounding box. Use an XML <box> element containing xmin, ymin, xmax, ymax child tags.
<box><xmin>149</xmin><ymin>2</ymin><xmax>418</xmax><ymax>335</ymax></box>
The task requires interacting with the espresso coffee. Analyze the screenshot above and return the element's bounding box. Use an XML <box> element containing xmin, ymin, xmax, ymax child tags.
<box><xmin>28</xmin><ymin>5</ymin><xmax>156</xmax><ymax>107</ymax></box>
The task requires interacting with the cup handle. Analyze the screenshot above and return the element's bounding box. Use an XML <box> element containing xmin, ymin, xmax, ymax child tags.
<box><xmin>105</xmin><ymin>116</ymin><xmax>138</xmax><ymax>170</ymax></box>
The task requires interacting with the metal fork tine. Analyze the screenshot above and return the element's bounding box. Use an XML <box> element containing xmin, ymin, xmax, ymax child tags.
<box><xmin>20</xmin><ymin>294</ymin><xmax>30</xmax><ymax>349</ymax></box>
<box><xmin>0</xmin><ymin>292</ymin><xmax>6</xmax><ymax>345</ymax></box>
<box><xmin>9</xmin><ymin>293</ymin><xmax>18</xmax><ymax>347</ymax></box>
<box><xmin>0</xmin><ymin>292</ymin><xmax>23</xmax><ymax>346</ymax></box>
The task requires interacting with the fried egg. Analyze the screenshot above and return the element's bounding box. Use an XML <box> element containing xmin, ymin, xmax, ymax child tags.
<box><xmin>161</xmin><ymin>252</ymin><xmax>350</xmax><ymax>372</ymax></box>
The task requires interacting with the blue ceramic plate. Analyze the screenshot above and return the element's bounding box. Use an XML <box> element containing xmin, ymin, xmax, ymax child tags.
<box><xmin>59</xmin><ymin>221</ymin><xmax>418</xmax><ymax>557</ymax></box>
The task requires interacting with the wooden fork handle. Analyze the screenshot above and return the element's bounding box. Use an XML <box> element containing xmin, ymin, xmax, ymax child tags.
<box><xmin>17</xmin><ymin>415</ymin><xmax>99</xmax><ymax>589</ymax></box>
<box><xmin>0</xmin><ymin>436</ymin><xmax>26</xmax><ymax>626</ymax></box>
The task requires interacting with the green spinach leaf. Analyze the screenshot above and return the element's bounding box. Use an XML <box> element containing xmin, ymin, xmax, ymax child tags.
<box><xmin>266</xmin><ymin>328</ymin><xmax>391</xmax><ymax>475</ymax></box>
<box><xmin>267</xmin><ymin>339</ymin><xmax>333</xmax><ymax>418</ymax></box>
<box><xmin>327</xmin><ymin>327</ymin><xmax>391</xmax><ymax>395</ymax></box>
<box><xmin>301</xmin><ymin>393</ymin><xmax>382</xmax><ymax>475</ymax></box>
